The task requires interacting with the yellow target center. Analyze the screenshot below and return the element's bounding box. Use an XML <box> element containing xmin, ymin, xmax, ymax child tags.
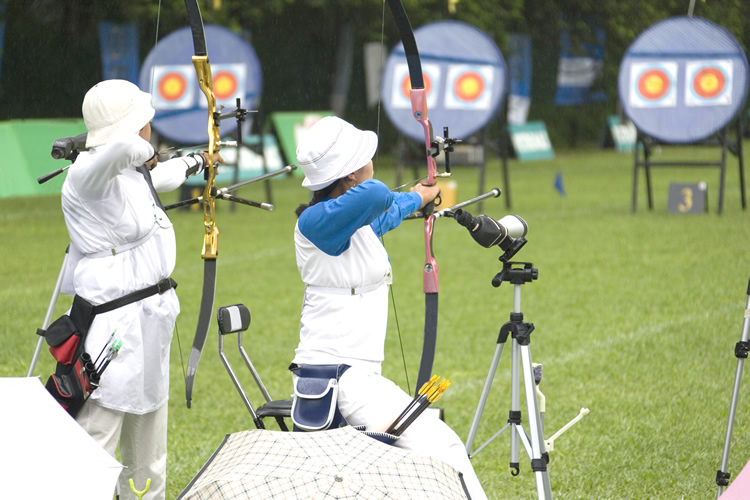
<box><xmin>215</xmin><ymin>77</ymin><xmax>233</xmax><ymax>95</ymax></box>
<box><xmin>460</xmin><ymin>78</ymin><xmax>479</xmax><ymax>95</ymax></box>
<box><xmin>644</xmin><ymin>76</ymin><xmax>664</xmax><ymax>94</ymax></box>
<box><xmin>159</xmin><ymin>74</ymin><xmax>186</xmax><ymax>101</ymax></box>
<box><xmin>698</xmin><ymin>74</ymin><xmax>719</xmax><ymax>93</ymax></box>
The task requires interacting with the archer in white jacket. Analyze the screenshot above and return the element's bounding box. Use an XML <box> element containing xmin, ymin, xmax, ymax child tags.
<box><xmin>61</xmin><ymin>79</ymin><xmax>219</xmax><ymax>500</ymax></box>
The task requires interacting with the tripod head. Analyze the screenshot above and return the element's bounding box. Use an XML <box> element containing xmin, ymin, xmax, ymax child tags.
<box><xmin>499</xmin><ymin>236</ymin><xmax>527</xmax><ymax>263</ymax></box>
<box><xmin>492</xmin><ymin>260</ymin><xmax>538</xmax><ymax>287</ymax></box>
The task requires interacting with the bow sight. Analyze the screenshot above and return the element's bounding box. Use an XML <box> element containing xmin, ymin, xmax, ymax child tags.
<box><xmin>429</xmin><ymin>126</ymin><xmax>461</xmax><ymax>174</ymax></box>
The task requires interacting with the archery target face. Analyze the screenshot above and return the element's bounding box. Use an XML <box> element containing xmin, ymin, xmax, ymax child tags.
<box><xmin>617</xmin><ymin>16</ymin><xmax>749</xmax><ymax>143</ymax></box>
<box><xmin>381</xmin><ymin>20</ymin><xmax>506</xmax><ymax>142</ymax></box>
<box><xmin>151</xmin><ymin>65</ymin><xmax>196</xmax><ymax>109</ymax></box>
<box><xmin>206</xmin><ymin>64</ymin><xmax>246</xmax><ymax>107</ymax></box>
<box><xmin>151</xmin><ymin>65</ymin><xmax>246</xmax><ymax>110</ymax></box>
<box><xmin>444</xmin><ymin>64</ymin><xmax>494</xmax><ymax>110</ymax></box>
<box><xmin>390</xmin><ymin>62</ymin><xmax>441</xmax><ymax>110</ymax></box>
<box><xmin>139</xmin><ymin>24</ymin><xmax>263</xmax><ymax>144</ymax></box>
<box><xmin>685</xmin><ymin>60</ymin><xmax>732</xmax><ymax>106</ymax></box>
<box><xmin>629</xmin><ymin>61</ymin><xmax>677</xmax><ymax>108</ymax></box>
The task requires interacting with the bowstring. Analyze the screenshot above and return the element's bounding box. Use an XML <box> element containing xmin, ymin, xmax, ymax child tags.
<box><xmin>149</xmin><ymin>0</ymin><xmax>162</xmax><ymax>101</ymax></box>
<box><xmin>376</xmin><ymin>0</ymin><xmax>411</xmax><ymax>396</ymax></box>
<box><xmin>151</xmin><ymin>0</ymin><xmax>187</xmax><ymax>383</ymax></box>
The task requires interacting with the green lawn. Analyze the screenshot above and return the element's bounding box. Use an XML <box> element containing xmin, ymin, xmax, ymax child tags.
<box><xmin>2</xmin><ymin>142</ymin><xmax>750</xmax><ymax>499</ymax></box>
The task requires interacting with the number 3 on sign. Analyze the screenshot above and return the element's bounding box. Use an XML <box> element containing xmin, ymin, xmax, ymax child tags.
<box><xmin>678</xmin><ymin>187</ymin><xmax>693</xmax><ymax>212</ymax></box>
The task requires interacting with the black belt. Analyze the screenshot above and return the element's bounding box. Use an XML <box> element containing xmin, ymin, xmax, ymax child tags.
<box><xmin>92</xmin><ymin>278</ymin><xmax>178</xmax><ymax>315</ymax></box>
<box><xmin>64</xmin><ymin>277</ymin><xmax>178</xmax><ymax>337</ymax></box>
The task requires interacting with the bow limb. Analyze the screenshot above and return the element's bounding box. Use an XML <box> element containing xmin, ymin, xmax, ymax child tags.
<box><xmin>385</xmin><ymin>0</ymin><xmax>440</xmax><ymax>397</ymax></box>
<box><xmin>183</xmin><ymin>0</ymin><xmax>221</xmax><ymax>408</ymax></box>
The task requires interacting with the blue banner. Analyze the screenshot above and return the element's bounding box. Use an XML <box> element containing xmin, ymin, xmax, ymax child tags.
<box><xmin>0</xmin><ymin>21</ymin><xmax>4</xmax><ymax>82</ymax></box>
<box><xmin>97</xmin><ymin>22</ymin><xmax>139</xmax><ymax>83</ymax></box>
<box><xmin>555</xmin><ymin>23</ymin><xmax>606</xmax><ymax>106</ymax></box>
<box><xmin>508</xmin><ymin>34</ymin><xmax>532</xmax><ymax>98</ymax></box>
<box><xmin>0</xmin><ymin>2</ymin><xmax>6</xmax><ymax>82</ymax></box>
<box><xmin>507</xmin><ymin>33</ymin><xmax>532</xmax><ymax>124</ymax></box>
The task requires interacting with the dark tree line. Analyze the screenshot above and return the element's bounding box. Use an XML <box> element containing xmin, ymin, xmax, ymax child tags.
<box><xmin>2</xmin><ymin>0</ymin><xmax>748</xmax><ymax>147</ymax></box>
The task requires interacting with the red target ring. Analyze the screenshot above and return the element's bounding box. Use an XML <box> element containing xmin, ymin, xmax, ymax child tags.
<box><xmin>637</xmin><ymin>68</ymin><xmax>670</xmax><ymax>100</ymax></box>
<box><xmin>158</xmin><ymin>73</ymin><xmax>187</xmax><ymax>102</ymax></box>
<box><xmin>692</xmin><ymin>67</ymin><xmax>726</xmax><ymax>99</ymax></box>
<box><xmin>453</xmin><ymin>71</ymin><xmax>485</xmax><ymax>102</ymax></box>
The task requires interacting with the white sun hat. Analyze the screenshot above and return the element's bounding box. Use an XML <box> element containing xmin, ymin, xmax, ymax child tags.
<box><xmin>296</xmin><ymin>116</ymin><xmax>378</xmax><ymax>191</ymax></box>
<box><xmin>82</xmin><ymin>80</ymin><xmax>156</xmax><ymax>148</ymax></box>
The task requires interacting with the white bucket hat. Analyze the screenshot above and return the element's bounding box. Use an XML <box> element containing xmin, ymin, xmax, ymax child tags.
<box><xmin>296</xmin><ymin>116</ymin><xmax>378</xmax><ymax>191</ymax></box>
<box><xmin>82</xmin><ymin>80</ymin><xmax>156</xmax><ymax>148</ymax></box>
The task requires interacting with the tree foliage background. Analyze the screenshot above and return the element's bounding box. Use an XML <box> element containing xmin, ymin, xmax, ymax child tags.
<box><xmin>2</xmin><ymin>0</ymin><xmax>749</xmax><ymax>148</ymax></box>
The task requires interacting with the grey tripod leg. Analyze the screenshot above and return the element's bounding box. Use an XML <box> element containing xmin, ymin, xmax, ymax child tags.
<box><xmin>464</xmin><ymin>280</ymin><xmax>553</xmax><ymax>499</ymax></box>
<box><xmin>27</xmin><ymin>245</ymin><xmax>69</xmax><ymax>377</ymax></box>
<box><xmin>519</xmin><ymin>341</ymin><xmax>552</xmax><ymax>499</ymax></box>
<box><xmin>465</xmin><ymin>337</ymin><xmax>507</xmax><ymax>456</ymax></box>
<box><xmin>716</xmin><ymin>277</ymin><xmax>750</xmax><ymax>497</ymax></box>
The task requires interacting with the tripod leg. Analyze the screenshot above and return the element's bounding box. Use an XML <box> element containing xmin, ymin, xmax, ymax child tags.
<box><xmin>27</xmin><ymin>247</ymin><xmax>69</xmax><ymax>377</ymax></box>
<box><xmin>716</xmin><ymin>278</ymin><xmax>750</xmax><ymax>497</ymax></box>
<box><xmin>510</xmin><ymin>337</ymin><xmax>522</xmax><ymax>475</ymax></box>
<box><xmin>521</xmin><ymin>344</ymin><xmax>553</xmax><ymax>499</ymax></box>
<box><xmin>465</xmin><ymin>341</ymin><xmax>506</xmax><ymax>455</ymax></box>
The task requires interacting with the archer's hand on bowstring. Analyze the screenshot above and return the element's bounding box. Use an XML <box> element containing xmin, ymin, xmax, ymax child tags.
<box><xmin>410</xmin><ymin>183</ymin><xmax>440</xmax><ymax>209</ymax></box>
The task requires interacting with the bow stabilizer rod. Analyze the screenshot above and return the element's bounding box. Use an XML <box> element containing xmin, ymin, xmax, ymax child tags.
<box><xmin>405</xmin><ymin>188</ymin><xmax>502</xmax><ymax>220</ymax></box>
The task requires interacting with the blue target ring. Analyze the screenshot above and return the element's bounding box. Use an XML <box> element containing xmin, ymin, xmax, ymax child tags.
<box><xmin>618</xmin><ymin>16</ymin><xmax>748</xmax><ymax>143</ymax></box>
<box><xmin>382</xmin><ymin>20</ymin><xmax>506</xmax><ymax>142</ymax></box>
<box><xmin>139</xmin><ymin>25</ymin><xmax>262</xmax><ymax>144</ymax></box>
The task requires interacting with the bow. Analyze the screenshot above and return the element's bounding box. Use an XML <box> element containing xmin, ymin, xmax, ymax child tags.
<box><xmin>385</xmin><ymin>0</ymin><xmax>444</xmax><ymax>396</ymax></box>
<box><xmin>183</xmin><ymin>0</ymin><xmax>221</xmax><ymax>408</ymax></box>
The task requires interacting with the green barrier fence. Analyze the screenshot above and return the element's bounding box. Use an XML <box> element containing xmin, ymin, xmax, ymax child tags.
<box><xmin>0</xmin><ymin>119</ymin><xmax>87</xmax><ymax>199</ymax></box>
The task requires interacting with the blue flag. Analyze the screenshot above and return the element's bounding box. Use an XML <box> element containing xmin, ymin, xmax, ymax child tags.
<box><xmin>554</xmin><ymin>171</ymin><xmax>566</xmax><ymax>196</ymax></box>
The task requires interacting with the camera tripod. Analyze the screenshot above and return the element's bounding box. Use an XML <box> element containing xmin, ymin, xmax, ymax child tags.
<box><xmin>465</xmin><ymin>256</ymin><xmax>553</xmax><ymax>500</ymax></box>
<box><xmin>716</xmin><ymin>277</ymin><xmax>750</xmax><ymax>497</ymax></box>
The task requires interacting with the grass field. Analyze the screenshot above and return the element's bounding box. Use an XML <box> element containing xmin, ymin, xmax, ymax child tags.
<box><xmin>2</xmin><ymin>141</ymin><xmax>750</xmax><ymax>499</ymax></box>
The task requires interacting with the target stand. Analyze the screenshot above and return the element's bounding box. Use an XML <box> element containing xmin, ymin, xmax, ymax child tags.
<box><xmin>618</xmin><ymin>16</ymin><xmax>749</xmax><ymax>214</ymax></box>
<box><xmin>632</xmin><ymin>121</ymin><xmax>746</xmax><ymax>214</ymax></box>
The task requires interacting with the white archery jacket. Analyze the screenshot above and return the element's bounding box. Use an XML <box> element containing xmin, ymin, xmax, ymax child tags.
<box><xmin>60</xmin><ymin>135</ymin><xmax>190</xmax><ymax>414</ymax></box>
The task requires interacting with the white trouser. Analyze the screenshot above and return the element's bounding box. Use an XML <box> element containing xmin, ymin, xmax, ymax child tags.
<box><xmin>76</xmin><ymin>400</ymin><xmax>168</xmax><ymax>500</ymax></box>
<box><xmin>337</xmin><ymin>366</ymin><xmax>489</xmax><ymax>500</ymax></box>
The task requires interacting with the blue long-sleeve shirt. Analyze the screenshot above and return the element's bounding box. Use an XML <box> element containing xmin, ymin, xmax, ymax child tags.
<box><xmin>297</xmin><ymin>179</ymin><xmax>422</xmax><ymax>256</ymax></box>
